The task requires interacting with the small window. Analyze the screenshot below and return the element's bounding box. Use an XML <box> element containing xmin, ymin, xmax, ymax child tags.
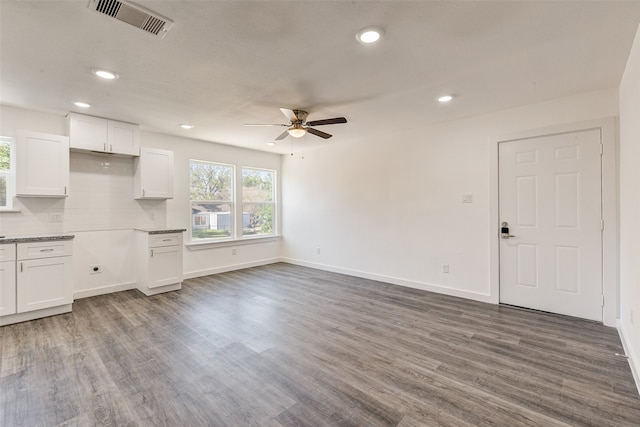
<box><xmin>190</xmin><ymin>160</ymin><xmax>234</xmax><ymax>241</ymax></box>
<box><xmin>242</xmin><ymin>167</ymin><xmax>275</xmax><ymax>237</ymax></box>
<box><xmin>0</xmin><ymin>136</ymin><xmax>15</xmax><ymax>210</ymax></box>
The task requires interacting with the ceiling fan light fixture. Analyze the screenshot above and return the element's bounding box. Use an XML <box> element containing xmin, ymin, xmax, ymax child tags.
<box><xmin>288</xmin><ymin>126</ymin><xmax>306</xmax><ymax>138</ymax></box>
<box><xmin>356</xmin><ymin>26</ymin><xmax>384</xmax><ymax>44</ymax></box>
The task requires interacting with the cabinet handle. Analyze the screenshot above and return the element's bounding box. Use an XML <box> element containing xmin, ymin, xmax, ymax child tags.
<box><xmin>151</xmin><ymin>249</ymin><xmax>154</xmax><ymax>257</ymax></box>
<box><xmin>64</xmin><ymin>186</ymin><xmax>67</xmax><ymax>195</ymax></box>
<box><xmin>110</xmin><ymin>144</ymin><xmax>113</xmax><ymax>152</ymax></box>
<box><xmin>142</xmin><ymin>189</ymin><xmax>146</xmax><ymax>197</ymax></box>
<box><xmin>20</xmin><ymin>262</ymin><xmax>23</xmax><ymax>272</ymax></box>
<box><xmin>40</xmin><ymin>249</ymin><xmax>54</xmax><ymax>252</ymax></box>
<box><xmin>104</xmin><ymin>143</ymin><xmax>107</xmax><ymax>151</ymax></box>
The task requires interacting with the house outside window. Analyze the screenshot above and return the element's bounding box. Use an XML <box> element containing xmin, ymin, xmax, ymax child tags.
<box><xmin>190</xmin><ymin>160</ymin><xmax>234</xmax><ymax>241</ymax></box>
<box><xmin>0</xmin><ymin>136</ymin><xmax>15</xmax><ymax>210</ymax></box>
<box><xmin>242</xmin><ymin>167</ymin><xmax>275</xmax><ymax>237</ymax></box>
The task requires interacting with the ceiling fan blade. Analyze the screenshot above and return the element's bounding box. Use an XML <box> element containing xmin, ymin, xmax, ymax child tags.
<box><xmin>306</xmin><ymin>127</ymin><xmax>333</xmax><ymax>139</ymax></box>
<box><xmin>244</xmin><ymin>123</ymin><xmax>288</xmax><ymax>127</ymax></box>
<box><xmin>280</xmin><ymin>108</ymin><xmax>298</xmax><ymax>122</ymax></box>
<box><xmin>306</xmin><ymin>117</ymin><xmax>347</xmax><ymax>126</ymax></box>
<box><xmin>275</xmin><ymin>130</ymin><xmax>290</xmax><ymax>140</ymax></box>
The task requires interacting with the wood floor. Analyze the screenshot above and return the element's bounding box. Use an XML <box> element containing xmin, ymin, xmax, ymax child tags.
<box><xmin>1</xmin><ymin>263</ymin><xmax>639</xmax><ymax>426</ymax></box>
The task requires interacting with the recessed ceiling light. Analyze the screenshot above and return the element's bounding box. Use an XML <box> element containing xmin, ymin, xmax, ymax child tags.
<box><xmin>179</xmin><ymin>124</ymin><xmax>194</xmax><ymax>129</ymax></box>
<box><xmin>74</xmin><ymin>102</ymin><xmax>91</xmax><ymax>108</ymax></box>
<box><xmin>266</xmin><ymin>142</ymin><xmax>275</xmax><ymax>146</ymax></box>
<box><xmin>356</xmin><ymin>26</ymin><xmax>384</xmax><ymax>44</ymax></box>
<box><xmin>437</xmin><ymin>95</ymin><xmax>454</xmax><ymax>103</ymax></box>
<box><xmin>91</xmin><ymin>68</ymin><xmax>119</xmax><ymax>80</ymax></box>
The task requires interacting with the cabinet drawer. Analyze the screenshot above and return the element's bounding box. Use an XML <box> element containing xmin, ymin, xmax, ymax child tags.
<box><xmin>17</xmin><ymin>240</ymin><xmax>73</xmax><ymax>260</ymax></box>
<box><xmin>149</xmin><ymin>233</ymin><xmax>182</xmax><ymax>248</ymax></box>
<box><xmin>0</xmin><ymin>244</ymin><xmax>16</xmax><ymax>262</ymax></box>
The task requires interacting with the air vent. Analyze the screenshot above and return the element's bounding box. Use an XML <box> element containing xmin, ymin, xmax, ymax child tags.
<box><xmin>89</xmin><ymin>0</ymin><xmax>173</xmax><ymax>38</ymax></box>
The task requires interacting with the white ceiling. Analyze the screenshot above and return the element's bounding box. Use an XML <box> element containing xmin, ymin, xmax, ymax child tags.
<box><xmin>2</xmin><ymin>1</ymin><xmax>640</xmax><ymax>154</ymax></box>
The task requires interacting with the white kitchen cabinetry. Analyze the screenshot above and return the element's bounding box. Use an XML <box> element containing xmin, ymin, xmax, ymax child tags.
<box><xmin>67</xmin><ymin>113</ymin><xmax>140</xmax><ymax>156</ymax></box>
<box><xmin>134</xmin><ymin>147</ymin><xmax>174</xmax><ymax>199</ymax></box>
<box><xmin>16</xmin><ymin>130</ymin><xmax>69</xmax><ymax>197</ymax></box>
<box><xmin>0</xmin><ymin>245</ymin><xmax>17</xmax><ymax>317</ymax></box>
<box><xmin>0</xmin><ymin>238</ymin><xmax>74</xmax><ymax>326</ymax></box>
<box><xmin>16</xmin><ymin>240</ymin><xmax>73</xmax><ymax>313</ymax></box>
<box><xmin>136</xmin><ymin>231</ymin><xmax>183</xmax><ymax>296</ymax></box>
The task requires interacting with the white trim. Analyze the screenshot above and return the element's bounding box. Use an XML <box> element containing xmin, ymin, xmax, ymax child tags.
<box><xmin>186</xmin><ymin>235</ymin><xmax>280</xmax><ymax>251</ymax></box>
<box><xmin>73</xmin><ymin>281</ymin><xmax>135</xmax><ymax>299</ymax></box>
<box><xmin>183</xmin><ymin>257</ymin><xmax>280</xmax><ymax>279</ymax></box>
<box><xmin>281</xmin><ymin>258</ymin><xmax>494</xmax><ymax>303</ymax></box>
<box><xmin>617</xmin><ymin>319</ymin><xmax>640</xmax><ymax>395</ymax></box>
<box><xmin>489</xmin><ymin>117</ymin><xmax>618</xmax><ymax>326</ymax></box>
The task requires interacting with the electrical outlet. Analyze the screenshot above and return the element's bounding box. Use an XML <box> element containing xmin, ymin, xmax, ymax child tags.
<box><xmin>442</xmin><ymin>264</ymin><xmax>449</xmax><ymax>273</ymax></box>
<box><xmin>49</xmin><ymin>212</ymin><xmax>62</xmax><ymax>222</ymax></box>
<box><xmin>90</xmin><ymin>264</ymin><xmax>102</xmax><ymax>274</ymax></box>
<box><xmin>462</xmin><ymin>194</ymin><xmax>473</xmax><ymax>203</ymax></box>
<box><xmin>149</xmin><ymin>212</ymin><xmax>156</xmax><ymax>221</ymax></box>
<box><xmin>316</xmin><ymin>247</ymin><xmax>321</xmax><ymax>255</ymax></box>
<box><xmin>232</xmin><ymin>248</ymin><xmax>237</xmax><ymax>255</ymax></box>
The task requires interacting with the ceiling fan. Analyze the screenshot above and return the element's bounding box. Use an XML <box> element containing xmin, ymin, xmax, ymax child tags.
<box><xmin>245</xmin><ymin>108</ymin><xmax>347</xmax><ymax>140</ymax></box>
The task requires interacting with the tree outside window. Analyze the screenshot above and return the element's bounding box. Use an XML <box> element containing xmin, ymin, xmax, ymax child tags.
<box><xmin>190</xmin><ymin>161</ymin><xmax>234</xmax><ymax>240</ymax></box>
<box><xmin>242</xmin><ymin>168</ymin><xmax>275</xmax><ymax>236</ymax></box>
<box><xmin>0</xmin><ymin>137</ymin><xmax>14</xmax><ymax>209</ymax></box>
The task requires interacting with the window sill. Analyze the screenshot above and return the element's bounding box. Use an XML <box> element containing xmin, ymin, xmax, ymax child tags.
<box><xmin>186</xmin><ymin>235</ymin><xmax>280</xmax><ymax>251</ymax></box>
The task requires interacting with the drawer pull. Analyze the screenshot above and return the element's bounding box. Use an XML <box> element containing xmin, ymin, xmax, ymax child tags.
<box><xmin>40</xmin><ymin>249</ymin><xmax>54</xmax><ymax>252</ymax></box>
<box><xmin>162</xmin><ymin>239</ymin><xmax>172</xmax><ymax>242</ymax></box>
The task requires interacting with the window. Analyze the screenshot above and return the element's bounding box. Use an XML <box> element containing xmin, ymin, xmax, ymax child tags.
<box><xmin>0</xmin><ymin>136</ymin><xmax>15</xmax><ymax>210</ymax></box>
<box><xmin>190</xmin><ymin>160</ymin><xmax>234</xmax><ymax>241</ymax></box>
<box><xmin>242</xmin><ymin>168</ymin><xmax>275</xmax><ymax>237</ymax></box>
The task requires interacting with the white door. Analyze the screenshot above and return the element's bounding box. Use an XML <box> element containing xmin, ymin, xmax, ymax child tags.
<box><xmin>148</xmin><ymin>246</ymin><xmax>181</xmax><ymax>288</ymax></box>
<box><xmin>17</xmin><ymin>256</ymin><xmax>73</xmax><ymax>313</ymax></box>
<box><xmin>499</xmin><ymin>129</ymin><xmax>602</xmax><ymax>321</ymax></box>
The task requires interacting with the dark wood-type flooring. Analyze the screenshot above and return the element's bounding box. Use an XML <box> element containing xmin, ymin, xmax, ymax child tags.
<box><xmin>1</xmin><ymin>263</ymin><xmax>639</xmax><ymax>426</ymax></box>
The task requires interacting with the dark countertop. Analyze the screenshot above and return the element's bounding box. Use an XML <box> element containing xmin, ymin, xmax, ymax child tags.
<box><xmin>0</xmin><ymin>234</ymin><xmax>75</xmax><ymax>244</ymax></box>
<box><xmin>136</xmin><ymin>228</ymin><xmax>187</xmax><ymax>235</ymax></box>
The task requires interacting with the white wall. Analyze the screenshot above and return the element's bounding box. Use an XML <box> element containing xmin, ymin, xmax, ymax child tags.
<box><xmin>0</xmin><ymin>105</ymin><xmax>281</xmax><ymax>297</ymax></box>
<box><xmin>619</xmin><ymin>24</ymin><xmax>640</xmax><ymax>389</ymax></box>
<box><xmin>282</xmin><ymin>88</ymin><xmax>619</xmax><ymax>302</ymax></box>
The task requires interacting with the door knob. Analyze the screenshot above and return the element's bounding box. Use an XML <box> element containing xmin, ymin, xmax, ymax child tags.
<box><xmin>501</xmin><ymin>221</ymin><xmax>516</xmax><ymax>239</ymax></box>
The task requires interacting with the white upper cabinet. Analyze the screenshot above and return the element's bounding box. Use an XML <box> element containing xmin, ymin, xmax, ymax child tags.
<box><xmin>67</xmin><ymin>113</ymin><xmax>139</xmax><ymax>156</ymax></box>
<box><xmin>134</xmin><ymin>147</ymin><xmax>174</xmax><ymax>199</ymax></box>
<box><xmin>16</xmin><ymin>130</ymin><xmax>69</xmax><ymax>197</ymax></box>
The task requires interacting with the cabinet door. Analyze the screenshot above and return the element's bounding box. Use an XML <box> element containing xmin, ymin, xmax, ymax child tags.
<box><xmin>135</xmin><ymin>148</ymin><xmax>174</xmax><ymax>199</ymax></box>
<box><xmin>108</xmin><ymin>120</ymin><xmax>139</xmax><ymax>156</ymax></box>
<box><xmin>0</xmin><ymin>261</ymin><xmax>16</xmax><ymax>316</ymax></box>
<box><xmin>17</xmin><ymin>257</ymin><xmax>72</xmax><ymax>312</ymax></box>
<box><xmin>148</xmin><ymin>246</ymin><xmax>181</xmax><ymax>288</ymax></box>
<box><xmin>16</xmin><ymin>131</ymin><xmax>69</xmax><ymax>197</ymax></box>
<box><xmin>68</xmin><ymin>113</ymin><xmax>108</xmax><ymax>151</ymax></box>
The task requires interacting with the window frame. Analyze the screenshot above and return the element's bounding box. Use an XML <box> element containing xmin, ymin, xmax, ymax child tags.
<box><xmin>189</xmin><ymin>160</ymin><xmax>235</xmax><ymax>242</ymax></box>
<box><xmin>0</xmin><ymin>136</ymin><xmax>16</xmax><ymax>211</ymax></box>
<box><xmin>241</xmin><ymin>166</ymin><xmax>277</xmax><ymax>239</ymax></box>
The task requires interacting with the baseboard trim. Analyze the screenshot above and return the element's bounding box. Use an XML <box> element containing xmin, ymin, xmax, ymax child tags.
<box><xmin>280</xmin><ymin>258</ymin><xmax>493</xmax><ymax>304</ymax></box>
<box><xmin>617</xmin><ymin>319</ymin><xmax>640</xmax><ymax>395</ymax></box>
<box><xmin>183</xmin><ymin>258</ymin><xmax>281</xmax><ymax>280</ymax></box>
<box><xmin>74</xmin><ymin>282</ymin><xmax>136</xmax><ymax>300</ymax></box>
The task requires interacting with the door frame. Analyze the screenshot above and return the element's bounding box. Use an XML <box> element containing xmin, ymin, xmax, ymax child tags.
<box><xmin>489</xmin><ymin>117</ymin><xmax>618</xmax><ymax>326</ymax></box>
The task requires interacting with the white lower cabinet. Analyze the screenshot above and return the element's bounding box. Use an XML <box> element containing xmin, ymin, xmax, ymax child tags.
<box><xmin>136</xmin><ymin>231</ymin><xmax>183</xmax><ymax>296</ymax></box>
<box><xmin>0</xmin><ymin>245</ymin><xmax>17</xmax><ymax>316</ymax></box>
<box><xmin>0</xmin><ymin>239</ymin><xmax>74</xmax><ymax>326</ymax></box>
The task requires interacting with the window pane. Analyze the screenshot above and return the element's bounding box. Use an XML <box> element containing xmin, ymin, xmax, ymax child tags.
<box><xmin>0</xmin><ymin>175</ymin><xmax>6</xmax><ymax>207</ymax></box>
<box><xmin>190</xmin><ymin>162</ymin><xmax>233</xmax><ymax>202</ymax></box>
<box><xmin>191</xmin><ymin>202</ymin><xmax>232</xmax><ymax>239</ymax></box>
<box><xmin>242</xmin><ymin>203</ymin><xmax>273</xmax><ymax>236</ymax></box>
<box><xmin>0</xmin><ymin>142</ymin><xmax>9</xmax><ymax>171</ymax></box>
<box><xmin>242</xmin><ymin>168</ymin><xmax>273</xmax><ymax>202</ymax></box>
